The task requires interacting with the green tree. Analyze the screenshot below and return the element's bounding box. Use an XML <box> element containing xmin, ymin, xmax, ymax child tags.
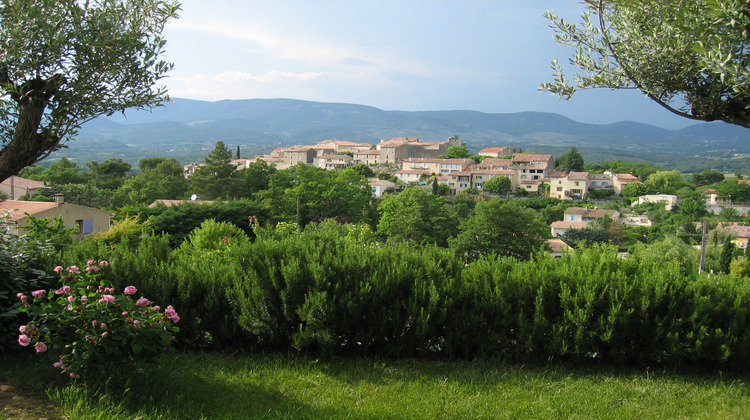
<box><xmin>482</xmin><ymin>176</ymin><xmax>512</xmax><ymax>195</ymax></box>
<box><xmin>621</xmin><ymin>182</ymin><xmax>653</xmax><ymax>198</ymax></box>
<box><xmin>87</xmin><ymin>158</ymin><xmax>132</xmax><ymax>190</ymax></box>
<box><xmin>560</xmin><ymin>226</ymin><xmax>609</xmax><ymax>249</ymax></box>
<box><xmin>349</xmin><ymin>164</ymin><xmax>375</xmax><ymax>178</ymax></box>
<box><xmin>720</xmin><ymin>239</ymin><xmax>734</xmax><ymax>274</ymax></box>
<box><xmin>36</xmin><ymin>157</ymin><xmax>90</xmax><ymax>185</ymax></box>
<box><xmin>692</xmin><ymin>169</ymin><xmax>725</xmax><ymax>186</ymax></box>
<box><xmin>556</xmin><ymin>146</ymin><xmax>585</xmax><ymax>172</ymax></box>
<box><xmin>239</xmin><ymin>159</ymin><xmax>277</xmax><ymax>197</ymax></box>
<box><xmin>450</xmin><ymin>199</ymin><xmax>548</xmax><ymax>262</ymax></box>
<box><xmin>189</xmin><ymin>141</ymin><xmax>241</xmax><ymax>200</ymax></box>
<box><xmin>377</xmin><ymin>187</ymin><xmax>457</xmax><ymax>246</ymax></box>
<box><xmin>645</xmin><ymin>170</ymin><xmax>683</xmax><ymax>194</ymax></box>
<box><xmin>541</xmin><ymin>1</ymin><xmax>750</xmax><ymax>128</ymax></box>
<box><xmin>445</xmin><ymin>145</ymin><xmax>470</xmax><ymax>159</ymax></box>
<box><xmin>717</xmin><ymin>178</ymin><xmax>750</xmax><ymax>202</ymax></box>
<box><xmin>260</xmin><ymin>164</ymin><xmax>372</xmax><ymax>226</ymax></box>
<box><xmin>0</xmin><ymin>0</ymin><xmax>180</xmax><ymax>182</ymax></box>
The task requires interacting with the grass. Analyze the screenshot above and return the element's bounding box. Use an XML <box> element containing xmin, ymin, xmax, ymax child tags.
<box><xmin>2</xmin><ymin>351</ymin><xmax>750</xmax><ymax>419</ymax></box>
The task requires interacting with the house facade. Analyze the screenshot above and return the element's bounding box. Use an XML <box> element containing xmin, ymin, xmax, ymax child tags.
<box><xmin>1</xmin><ymin>197</ymin><xmax>112</xmax><ymax>236</ymax></box>
<box><xmin>0</xmin><ymin>176</ymin><xmax>45</xmax><ymax>200</ymax></box>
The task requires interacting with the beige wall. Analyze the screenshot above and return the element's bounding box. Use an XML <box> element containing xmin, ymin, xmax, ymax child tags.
<box><xmin>12</xmin><ymin>204</ymin><xmax>111</xmax><ymax>236</ymax></box>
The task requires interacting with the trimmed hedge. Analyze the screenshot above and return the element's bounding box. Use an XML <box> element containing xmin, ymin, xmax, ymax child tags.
<box><xmin>49</xmin><ymin>223</ymin><xmax>750</xmax><ymax>369</ymax></box>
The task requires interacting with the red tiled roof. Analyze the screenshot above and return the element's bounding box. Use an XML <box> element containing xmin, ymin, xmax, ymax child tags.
<box><xmin>567</xmin><ymin>172</ymin><xmax>590</xmax><ymax>180</ymax></box>
<box><xmin>0</xmin><ymin>176</ymin><xmax>45</xmax><ymax>189</ymax></box>
<box><xmin>551</xmin><ymin>221</ymin><xmax>589</xmax><ymax>229</ymax></box>
<box><xmin>0</xmin><ymin>200</ymin><xmax>60</xmax><ymax>221</ymax></box>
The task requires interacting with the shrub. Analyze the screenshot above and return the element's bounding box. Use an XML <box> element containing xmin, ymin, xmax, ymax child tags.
<box><xmin>16</xmin><ymin>260</ymin><xmax>180</xmax><ymax>383</ymax></box>
<box><xmin>0</xmin><ymin>212</ymin><xmax>54</xmax><ymax>352</ymax></box>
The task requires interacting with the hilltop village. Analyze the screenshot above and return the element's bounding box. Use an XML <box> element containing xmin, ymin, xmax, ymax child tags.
<box><xmin>183</xmin><ymin>136</ymin><xmax>642</xmax><ymax>200</ymax></box>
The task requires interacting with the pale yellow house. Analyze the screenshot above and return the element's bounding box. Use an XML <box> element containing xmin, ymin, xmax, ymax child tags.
<box><xmin>1</xmin><ymin>197</ymin><xmax>112</xmax><ymax>236</ymax></box>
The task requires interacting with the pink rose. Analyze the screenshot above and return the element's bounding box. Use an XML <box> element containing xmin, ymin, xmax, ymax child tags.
<box><xmin>135</xmin><ymin>297</ymin><xmax>150</xmax><ymax>306</ymax></box>
<box><xmin>69</xmin><ymin>372</ymin><xmax>79</xmax><ymax>379</ymax></box>
<box><xmin>98</xmin><ymin>295</ymin><xmax>115</xmax><ymax>304</ymax></box>
<box><xmin>18</xmin><ymin>335</ymin><xmax>30</xmax><ymax>346</ymax></box>
<box><xmin>80</xmin><ymin>295</ymin><xmax>88</xmax><ymax>302</ymax></box>
<box><xmin>31</xmin><ymin>289</ymin><xmax>46</xmax><ymax>298</ymax></box>
<box><xmin>18</xmin><ymin>325</ymin><xmax>26</xmax><ymax>333</ymax></box>
<box><xmin>55</xmin><ymin>286</ymin><xmax>71</xmax><ymax>295</ymax></box>
<box><xmin>99</xmin><ymin>260</ymin><xmax>109</xmax><ymax>267</ymax></box>
<box><xmin>53</xmin><ymin>265</ymin><xmax>64</xmax><ymax>273</ymax></box>
<box><xmin>165</xmin><ymin>305</ymin><xmax>180</xmax><ymax>323</ymax></box>
<box><xmin>34</xmin><ymin>342</ymin><xmax>47</xmax><ymax>353</ymax></box>
<box><xmin>123</xmin><ymin>286</ymin><xmax>137</xmax><ymax>295</ymax></box>
<box><xmin>16</xmin><ymin>293</ymin><xmax>26</xmax><ymax>301</ymax></box>
<box><xmin>67</xmin><ymin>296</ymin><xmax>76</xmax><ymax>302</ymax></box>
<box><xmin>87</xmin><ymin>260</ymin><xmax>95</xmax><ymax>266</ymax></box>
<box><xmin>86</xmin><ymin>266</ymin><xmax>101</xmax><ymax>273</ymax></box>
<box><xmin>67</xmin><ymin>266</ymin><xmax>80</xmax><ymax>274</ymax></box>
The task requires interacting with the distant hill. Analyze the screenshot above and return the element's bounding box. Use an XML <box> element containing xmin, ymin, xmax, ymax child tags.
<box><xmin>53</xmin><ymin>98</ymin><xmax>749</xmax><ymax>172</ymax></box>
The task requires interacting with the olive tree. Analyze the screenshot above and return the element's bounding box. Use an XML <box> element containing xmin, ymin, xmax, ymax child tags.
<box><xmin>0</xmin><ymin>0</ymin><xmax>180</xmax><ymax>182</ymax></box>
<box><xmin>541</xmin><ymin>0</ymin><xmax>750</xmax><ymax>128</ymax></box>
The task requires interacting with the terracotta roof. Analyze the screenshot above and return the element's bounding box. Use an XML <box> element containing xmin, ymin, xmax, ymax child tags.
<box><xmin>0</xmin><ymin>200</ymin><xmax>60</xmax><ymax>221</ymax></box>
<box><xmin>725</xmin><ymin>225</ymin><xmax>750</xmax><ymax>239</ymax></box>
<box><xmin>355</xmin><ymin>150</ymin><xmax>380</xmax><ymax>155</ymax></box>
<box><xmin>1</xmin><ymin>176</ymin><xmax>45</xmax><ymax>189</ymax></box>
<box><xmin>547</xmin><ymin>238</ymin><xmax>573</xmax><ymax>252</ymax></box>
<box><xmin>478</xmin><ymin>158</ymin><xmax>513</xmax><ymax>168</ymax></box>
<box><xmin>551</xmin><ymin>221</ymin><xmax>589</xmax><ymax>229</ymax></box>
<box><xmin>567</xmin><ymin>172</ymin><xmax>590</xmax><ymax>180</ymax></box>
<box><xmin>378</xmin><ymin>137</ymin><xmax>420</xmax><ymax>147</ymax></box>
<box><xmin>547</xmin><ymin>171</ymin><xmax>568</xmax><ymax>178</ymax></box>
<box><xmin>564</xmin><ymin>207</ymin><xmax>589</xmax><ymax>215</ymax></box>
<box><xmin>368</xmin><ymin>179</ymin><xmax>397</xmax><ymax>186</ymax></box>
<box><xmin>616</xmin><ymin>173</ymin><xmax>639</xmax><ymax>181</ymax></box>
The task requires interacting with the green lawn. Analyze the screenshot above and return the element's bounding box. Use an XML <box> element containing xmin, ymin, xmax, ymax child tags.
<box><xmin>2</xmin><ymin>352</ymin><xmax>749</xmax><ymax>419</ymax></box>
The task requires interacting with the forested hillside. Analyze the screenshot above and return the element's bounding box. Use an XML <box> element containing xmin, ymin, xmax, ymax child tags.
<box><xmin>55</xmin><ymin>98</ymin><xmax>750</xmax><ymax>173</ymax></box>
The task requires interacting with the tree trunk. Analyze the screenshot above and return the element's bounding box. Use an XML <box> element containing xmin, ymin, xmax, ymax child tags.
<box><xmin>0</xmin><ymin>79</ymin><xmax>58</xmax><ymax>183</ymax></box>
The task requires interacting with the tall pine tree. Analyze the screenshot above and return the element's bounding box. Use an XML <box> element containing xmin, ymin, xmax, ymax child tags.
<box><xmin>189</xmin><ymin>141</ymin><xmax>241</xmax><ymax>199</ymax></box>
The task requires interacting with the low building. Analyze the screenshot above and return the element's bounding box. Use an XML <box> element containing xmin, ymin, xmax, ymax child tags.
<box><xmin>551</xmin><ymin>221</ymin><xmax>589</xmax><ymax>237</ymax></box>
<box><xmin>0</xmin><ymin>176</ymin><xmax>45</xmax><ymax>199</ymax></box>
<box><xmin>1</xmin><ymin>196</ymin><xmax>112</xmax><ymax>236</ymax></box>
<box><xmin>637</xmin><ymin>194</ymin><xmax>678</xmax><ymax>211</ymax></box>
<box><xmin>313</xmin><ymin>154</ymin><xmax>353</xmax><ymax>170</ymax></box>
<box><xmin>368</xmin><ymin>178</ymin><xmax>398</xmax><ymax>198</ymax></box>
<box><xmin>564</xmin><ymin>207</ymin><xmax>620</xmax><ymax>222</ymax></box>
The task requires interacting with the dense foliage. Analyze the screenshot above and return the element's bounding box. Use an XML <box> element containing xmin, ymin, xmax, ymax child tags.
<box><xmin>542</xmin><ymin>0</ymin><xmax>750</xmax><ymax>128</ymax></box>
<box><xmin>24</xmin><ymin>220</ymin><xmax>749</xmax><ymax>370</ymax></box>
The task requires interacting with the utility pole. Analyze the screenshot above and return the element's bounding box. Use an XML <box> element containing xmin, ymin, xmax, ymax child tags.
<box><xmin>699</xmin><ymin>220</ymin><xmax>707</xmax><ymax>274</ymax></box>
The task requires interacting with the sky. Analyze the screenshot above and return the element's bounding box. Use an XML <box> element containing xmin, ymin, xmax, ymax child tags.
<box><xmin>161</xmin><ymin>0</ymin><xmax>696</xmax><ymax>130</ymax></box>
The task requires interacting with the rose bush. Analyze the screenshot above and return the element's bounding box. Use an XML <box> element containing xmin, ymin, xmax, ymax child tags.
<box><xmin>17</xmin><ymin>260</ymin><xmax>180</xmax><ymax>382</ymax></box>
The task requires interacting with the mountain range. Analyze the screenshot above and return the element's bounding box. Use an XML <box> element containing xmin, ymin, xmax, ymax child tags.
<box><xmin>61</xmin><ymin>98</ymin><xmax>750</xmax><ymax>172</ymax></box>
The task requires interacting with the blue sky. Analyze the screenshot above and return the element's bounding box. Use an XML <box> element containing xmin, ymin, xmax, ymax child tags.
<box><xmin>161</xmin><ymin>1</ymin><xmax>695</xmax><ymax>129</ymax></box>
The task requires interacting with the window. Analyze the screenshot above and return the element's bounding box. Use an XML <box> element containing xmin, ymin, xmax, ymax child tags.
<box><xmin>76</xmin><ymin>219</ymin><xmax>93</xmax><ymax>234</ymax></box>
<box><xmin>556</xmin><ymin>187</ymin><xmax>562</xmax><ymax>191</ymax></box>
<box><xmin>574</xmin><ymin>181</ymin><xmax>580</xmax><ymax>186</ymax></box>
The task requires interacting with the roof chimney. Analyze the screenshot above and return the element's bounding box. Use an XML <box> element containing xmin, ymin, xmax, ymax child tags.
<box><xmin>54</xmin><ymin>194</ymin><xmax>64</xmax><ymax>204</ymax></box>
